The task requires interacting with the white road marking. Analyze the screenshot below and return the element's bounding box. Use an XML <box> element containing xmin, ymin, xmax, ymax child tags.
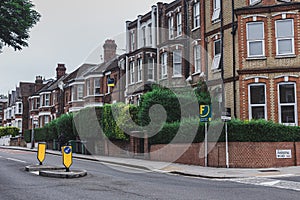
<box><xmin>260</xmin><ymin>180</ymin><xmax>281</xmax><ymax>186</ymax></box>
<box><xmin>30</xmin><ymin>171</ymin><xmax>39</xmax><ymax>176</ymax></box>
<box><xmin>0</xmin><ymin>156</ymin><xmax>3</xmax><ymax>158</ymax></box>
<box><xmin>6</xmin><ymin>158</ymin><xmax>27</xmax><ymax>163</ymax></box>
<box><xmin>230</xmin><ymin>177</ymin><xmax>300</xmax><ymax>192</ymax></box>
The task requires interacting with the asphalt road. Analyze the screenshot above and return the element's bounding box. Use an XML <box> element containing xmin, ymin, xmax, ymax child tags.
<box><xmin>0</xmin><ymin>148</ymin><xmax>300</xmax><ymax>200</ymax></box>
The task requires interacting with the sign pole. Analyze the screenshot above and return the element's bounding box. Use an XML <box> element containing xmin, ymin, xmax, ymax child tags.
<box><xmin>225</xmin><ymin>121</ymin><xmax>229</xmax><ymax>168</ymax></box>
<box><xmin>31</xmin><ymin>116</ymin><xmax>35</xmax><ymax>149</ymax></box>
<box><xmin>205</xmin><ymin>122</ymin><xmax>208</xmax><ymax>167</ymax></box>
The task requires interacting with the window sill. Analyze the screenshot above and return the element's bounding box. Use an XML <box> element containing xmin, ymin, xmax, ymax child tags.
<box><xmin>192</xmin><ymin>71</ymin><xmax>201</xmax><ymax>76</ymax></box>
<box><xmin>275</xmin><ymin>54</ymin><xmax>296</xmax><ymax>59</ymax></box>
<box><xmin>172</xmin><ymin>75</ymin><xmax>183</xmax><ymax>78</ymax></box>
<box><xmin>175</xmin><ymin>35</ymin><xmax>182</xmax><ymax>39</ymax></box>
<box><xmin>71</xmin><ymin>100</ymin><xmax>84</xmax><ymax>103</ymax></box>
<box><xmin>191</xmin><ymin>26</ymin><xmax>200</xmax><ymax>32</ymax></box>
<box><xmin>212</xmin><ymin>19</ymin><xmax>221</xmax><ymax>25</ymax></box>
<box><xmin>246</xmin><ymin>56</ymin><xmax>267</xmax><ymax>61</ymax></box>
<box><xmin>128</xmin><ymin>83</ymin><xmax>136</xmax><ymax>86</ymax></box>
<box><xmin>159</xmin><ymin>77</ymin><xmax>168</xmax><ymax>81</ymax></box>
<box><xmin>212</xmin><ymin>69</ymin><xmax>222</xmax><ymax>73</ymax></box>
<box><xmin>136</xmin><ymin>80</ymin><xmax>143</xmax><ymax>84</ymax></box>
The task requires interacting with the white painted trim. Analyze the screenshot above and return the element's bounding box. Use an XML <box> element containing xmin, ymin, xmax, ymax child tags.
<box><xmin>272</xmin><ymin>12</ymin><xmax>297</xmax><ymax>18</ymax></box>
<box><xmin>274</xmin><ymin>75</ymin><xmax>299</xmax><ymax>79</ymax></box>
<box><xmin>242</xmin><ymin>14</ymin><xmax>267</xmax><ymax>19</ymax></box>
<box><xmin>105</xmin><ymin>71</ymin><xmax>111</xmax><ymax>76</ymax></box>
<box><xmin>39</xmin><ymin>91</ymin><xmax>51</xmax><ymax>95</ymax></box>
<box><xmin>68</xmin><ymin>81</ymin><xmax>85</xmax><ymax>87</ymax></box>
<box><xmin>84</xmin><ymin>102</ymin><xmax>104</xmax><ymax>108</ymax></box>
<box><xmin>244</xmin><ymin>76</ymin><xmax>268</xmax><ymax>81</ymax></box>
<box><xmin>38</xmin><ymin>112</ymin><xmax>51</xmax><ymax>116</ymax></box>
<box><xmin>84</xmin><ymin>74</ymin><xmax>103</xmax><ymax>80</ymax></box>
<box><xmin>69</xmin><ymin>107</ymin><xmax>83</xmax><ymax>113</ymax></box>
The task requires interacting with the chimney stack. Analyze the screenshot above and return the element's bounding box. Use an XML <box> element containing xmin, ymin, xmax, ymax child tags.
<box><xmin>35</xmin><ymin>76</ymin><xmax>43</xmax><ymax>92</ymax></box>
<box><xmin>56</xmin><ymin>63</ymin><xmax>66</xmax><ymax>79</ymax></box>
<box><xmin>103</xmin><ymin>39</ymin><xmax>117</xmax><ymax>62</ymax></box>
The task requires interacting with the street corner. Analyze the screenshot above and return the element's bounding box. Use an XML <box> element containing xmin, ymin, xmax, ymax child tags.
<box><xmin>39</xmin><ymin>169</ymin><xmax>87</xmax><ymax>179</ymax></box>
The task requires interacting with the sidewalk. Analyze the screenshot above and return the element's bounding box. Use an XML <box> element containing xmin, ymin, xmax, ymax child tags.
<box><xmin>1</xmin><ymin>145</ymin><xmax>300</xmax><ymax>179</ymax></box>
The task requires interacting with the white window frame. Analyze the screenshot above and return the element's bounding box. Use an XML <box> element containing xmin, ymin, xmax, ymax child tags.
<box><xmin>130</xmin><ymin>61</ymin><xmax>135</xmax><ymax>84</ymax></box>
<box><xmin>40</xmin><ymin>96</ymin><xmax>43</xmax><ymax>107</ymax></box>
<box><xmin>130</xmin><ymin>31</ymin><xmax>135</xmax><ymax>51</ymax></box>
<box><xmin>148</xmin><ymin>23</ymin><xmax>152</xmax><ymax>45</ymax></box>
<box><xmin>248</xmin><ymin>84</ymin><xmax>267</xmax><ymax>120</ymax></box>
<box><xmin>212</xmin><ymin>39</ymin><xmax>221</xmax><ymax>70</ymax></box>
<box><xmin>212</xmin><ymin>0</ymin><xmax>221</xmax><ymax>22</ymax></box>
<box><xmin>176</xmin><ymin>12</ymin><xmax>182</xmax><ymax>36</ymax></box>
<box><xmin>278</xmin><ymin>82</ymin><xmax>298</xmax><ymax>126</ymax></box>
<box><xmin>77</xmin><ymin>84</ymin><xmax>84</xmax><ymax>100</ymax></box>
<box><xmin>247</xmin><ymin>22</ymin><xmax>265</xmax><ymax>57</ymax></box>
<box><xmin>193</xmin><ymin>2</ymin><xmax>200</xmax><ymax>29</ymax></box>
<box><xmin>71</xmin><ymin>87</ymin><xmax>76</xmax><ymax>101</ymax></box>
<box><xmin>44</xmin><ymin>115</ymin><xmax>50</xmax><ymax>125</ymax></box>
<box><xmin>194</xmin><ymin>45</ymin><xmax>201</xmax><ymax>73</ymax></box>
<box><xmin>94</xmin><ymin>78</ymin><xmax>101</xmax><ymax>95</ymax></box>
<box><xmin>161</xmin><ymin>52</ymin><xmax>168</xmax><ymax>79</ymax></box>
<box><xmin>142</xmin><ymin>26</ymin><xmax>146</xmax><ymax>47</ymax></box>
<box><xmin>275</xmin><ymin>19</ymin><xmax>295</xmax><ymax>56</ymax></box>
<box><xmin>86</xmin><ymin>80</ymin><xmax>90</xmax><ymax>96</ymax></box>
<box><xmin>17</xmin><ymin>102</ymin><xmax>22</xmax><ymax>114</ymax></box>
<box><xmin>137</xmin><ymin>59</ymin><xmax>143</xmax><ymax>82</ymax></box>
<box><xmin>45</xmin><ymin>94</ymin><xmax>50</xmax><ymax>106</ymax></box>
<box><xmin>169</xmin><ymin>16</ymin><xmax>174</xmax><ymax>39</ymax></box>
<box><xmin>173</xmin><ymin>50</ymin><xmax>182</xmax><ymax>77</ymax></box>
<box><xmin>37</xmin><ymin>97</ymin><xmax>40</xmax><ymax>108</ymax></box>
<box><xmin>148</xmin><ymin>57</ymin><xmax>155</xmax><ymax>81</ymax></box>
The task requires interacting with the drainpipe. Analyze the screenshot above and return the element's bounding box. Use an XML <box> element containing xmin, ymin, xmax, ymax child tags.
<box><xmin>184</xmin><ymin>0</ymin><xmax>190</xmax><ymax>79</ymax></box>
<box><xmin>231</xmin><ymin>0</ymin><xmax>237</xmax><ymax>118</ymax></box>
<box><xmin>220</xmin><ymin>0</ymin><xmax>225</xmax><ymax>109</ymax></box>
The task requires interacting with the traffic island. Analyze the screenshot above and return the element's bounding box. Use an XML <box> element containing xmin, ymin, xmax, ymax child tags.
<box><xmin>25</xmin><ymin>165</ymin><xmax>65</xmax><ymax>172</ymax></box>
<box><xmin>39</xmin><ymin>169</ymin><xmax>87</xmax><ymax>178</ymax></box>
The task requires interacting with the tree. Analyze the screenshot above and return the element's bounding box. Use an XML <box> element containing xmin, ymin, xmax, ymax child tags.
<box><xmin>0</xmin><ymin>0</ymin><xmax>40</xmax><ymax>51</ymax></box>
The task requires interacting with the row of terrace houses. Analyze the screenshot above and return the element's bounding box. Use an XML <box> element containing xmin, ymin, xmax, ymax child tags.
<box><xmin>3</xmin><ymin>39</ymin><xmax>125</xmax><ymax>131</ymax></box>
<box><xmin>2</xmin><ymin>0</ymin><xmax>300</xmax><ymax>135</ymax></box>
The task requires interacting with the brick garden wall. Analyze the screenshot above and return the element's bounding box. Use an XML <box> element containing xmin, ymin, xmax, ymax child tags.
<box><xmin>150</xmin><ymin>142</ymin><xmax>300</xmax><ymax>168</ymax></box>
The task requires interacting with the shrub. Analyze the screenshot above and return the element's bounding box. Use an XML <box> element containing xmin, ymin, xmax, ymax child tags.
<box><xmin>0</xmin><ymin>127</ymin><xmax>19</xmax><ymax>137</ymax></box>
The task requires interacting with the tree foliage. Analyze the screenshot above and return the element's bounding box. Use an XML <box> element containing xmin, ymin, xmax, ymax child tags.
<box><xmin>0</xmin><ymin>0</ymin><xmax>40</xmax><ymax>51</ymax></box>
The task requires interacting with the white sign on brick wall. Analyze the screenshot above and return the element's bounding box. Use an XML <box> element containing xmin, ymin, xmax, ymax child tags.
<box><xmin>276</xmin><ymin>149</ymin><xmax>292</xmax><ymax>159</ymax></box>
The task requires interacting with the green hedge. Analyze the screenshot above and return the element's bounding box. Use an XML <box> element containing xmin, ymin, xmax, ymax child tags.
<box><xmin>73</xmin><ymin>104</ymin><xmax>137</xmax><ymax>141</ymax></box>
<box><xmin>0</xmin><ymin>127</ymin><xmax>20</xmax><ymax>137</ymax></box>
<box><xmin>23</xmin><ymin>128</ymin><xmax>46</xmax><ymax>143</ymax></box>
<box><xmin>148</xmin><ymin>119</ymin><xmax>300</xmax><ymax>145</ymax></box>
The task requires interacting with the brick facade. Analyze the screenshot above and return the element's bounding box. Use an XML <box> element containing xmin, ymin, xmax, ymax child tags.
<box><xmin>150</xmin><ymin>142</ymin><xmax>300</xmax><ymax>168</ymax></box>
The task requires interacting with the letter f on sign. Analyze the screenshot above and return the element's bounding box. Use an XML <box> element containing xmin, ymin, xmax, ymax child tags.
<box><xmin>200</xmin><ymin>105</ymin><xmax>205</xmax><ymax>115</ymax></box>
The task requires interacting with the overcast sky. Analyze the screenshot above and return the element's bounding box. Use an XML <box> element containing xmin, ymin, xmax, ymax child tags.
<box><xmin>0</xmin><ymin>0</ymin><xmax>173</xmax><ymax>95</ymax></box>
